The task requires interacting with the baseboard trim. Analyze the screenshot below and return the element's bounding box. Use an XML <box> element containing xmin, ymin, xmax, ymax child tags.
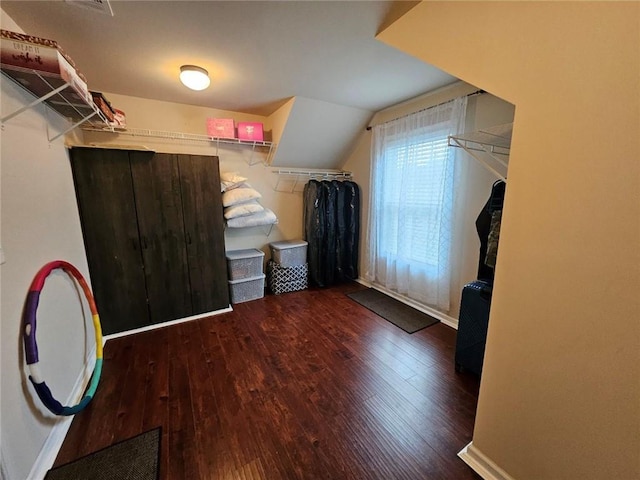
<box><xmin>104</xmin><ymin>305</ymin><xmax>233</xmax><ymax>341</ymax></box>
<box><xmin>355</xmin><ymin>278</ymin><xmax>459</xmax><ymax>329</ymax></box>
<box><xmin>458</xmin><ymin>442</ymin><xmax>515</xmax><ymax>480</ymax></box>
<box><xmin>27</xmin><ymin>346</ymin><xmax>98</xmax><ymax>480</ymax></box>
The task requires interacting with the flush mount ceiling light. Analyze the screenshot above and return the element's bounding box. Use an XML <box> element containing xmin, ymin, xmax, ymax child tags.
<box><xmin>179</xmin><ymin>65</ymin><xmax>210</xmax><ymax>91</ymax></box>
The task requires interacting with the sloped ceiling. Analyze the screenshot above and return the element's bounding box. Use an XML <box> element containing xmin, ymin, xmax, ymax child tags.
<box><xmin>1</xmin><ymin>1</ymin><xmax>457</xmax><ymax>169</ymax></box>
<box><xmin>271</xmin><ymin>96</ymin><xmax>372</xmax><ymax>169</ymax></box>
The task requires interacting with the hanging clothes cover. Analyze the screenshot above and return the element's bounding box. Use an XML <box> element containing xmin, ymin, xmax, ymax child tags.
<box><xmin>304</xmin><ymin>180</ymin><xmax>325</xmax><ymax>287</ymax></box>
<box><xmin>304</xmin><ymin>179</ymin><xmax>360</xmax><ymax>287</ymax></box>
<box><xmin>322</xmin><ymin>181</ymin><xmax>338</xmax><ymax>286</ymax></box>
<box><xmin>343</xmin><ymin>180</ymin><xmax>360</xmax><ymax>281</ymax></box>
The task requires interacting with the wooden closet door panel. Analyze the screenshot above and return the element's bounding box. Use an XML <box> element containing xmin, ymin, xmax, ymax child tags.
<box><xmin>70</xmin><ymin>147</ymin><xmax>150</xmax><ymax>335</ymax></box>
<box><xmin>177</xmin><ymin>155</ymin><xmax>229</xmax><ymax>312</ymax></box>
<box><xmin>129</xmin><ymin>152</ymin><xmax>192</xmax><ymax>323</ymax></box>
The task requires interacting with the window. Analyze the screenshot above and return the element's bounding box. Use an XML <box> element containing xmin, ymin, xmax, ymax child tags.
<box><xmin>378</xmin><ymin>132</ymin><xmax>451</xmax><ymax>268</ymax></box>
<box><xmin>366</xmin><ymin>97</ymin><xmax>467</xmax><ymax>311</ymax></box>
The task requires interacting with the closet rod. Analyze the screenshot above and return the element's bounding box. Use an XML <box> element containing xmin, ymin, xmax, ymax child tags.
<box><xmin>274</xmin><ymin>169</ymin><xmax>352</xmax><ymax>178</ymax></box>
<box><xmin>273</xmin><ymin>169</ymin><xmax>352</xmax><ymax>193</ymax></box>
<box><xmin>365</xmin><ymin>89</ymin><xmax>485</xmax><ymax>131</ymax></box>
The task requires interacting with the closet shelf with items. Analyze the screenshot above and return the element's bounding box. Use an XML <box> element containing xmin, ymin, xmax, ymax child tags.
<box><xmin>448</xmin><ymin>122</ymin><xmax>512</xmax><ymax>182</ymax></box>
<box><xmin>273</xmin><ymin>168</ymin><xmax>353</xmax><ymax>193</ymax></box>
<box><xmin>0</xmin><ymin>29</ymin><xmax>113</xmax><ymax>142</ymax></box>
<box><xmin>221</xmin><ymin>171</ymin><xmax>278</xmax><ymax>236</ymax></box>
<box><xmin>81</xmin><ymin>126</ymin><xmax>277</xmax><ymax>165</ymax></box>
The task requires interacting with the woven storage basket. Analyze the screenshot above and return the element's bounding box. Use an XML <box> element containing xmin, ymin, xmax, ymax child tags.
<box><xmin>269</xmin><ymin>240</ymin><xmax>307</xmax><ymax>267</ymax></box>
<box><xmin>226</xmin><ymin>248</ymin><xmax>264</xmax><ymax>280</ymax></box>
<box><xmin>228</xmin><ymin>274</ymin><xmax>265</xmax><ymax>303</ymax></box>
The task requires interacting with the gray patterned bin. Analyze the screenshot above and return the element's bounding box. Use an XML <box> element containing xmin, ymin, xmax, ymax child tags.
<box><xmin>267</xmin><ymin>260</ymin><xmax>308</xmax><ymax>295</ymax></box>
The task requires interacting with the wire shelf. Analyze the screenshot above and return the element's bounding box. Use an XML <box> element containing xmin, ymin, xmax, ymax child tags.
<box><xmin>80</xmin><ymin>126</ymin><xmax>276</xmax><ymax>165</ymax></box>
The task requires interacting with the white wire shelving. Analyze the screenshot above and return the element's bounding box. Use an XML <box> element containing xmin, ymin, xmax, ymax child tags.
<box><xmin>1</xmin><ymin>69</ymin><xmax>110</xmax><ymax>142</ymax></box>
<box><xmin>272</xmin><ymin>168</ymin><xmax>353</xmax><ymax>193</ymax></box>
<box><xmin>81</xmin><ymin>126</ymin><xmax>277</xmax><ymax>165</ymax></box>
<box><xmin>448</xmin><ymin>122</ymin><xmax>512</xmax><ymax>181</ymax></box>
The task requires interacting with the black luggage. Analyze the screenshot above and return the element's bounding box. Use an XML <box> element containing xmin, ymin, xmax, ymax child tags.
<box><xmin>455</xmin><ymin>280</ymin><xmax>493</xmax><ymax>376</ymax></box>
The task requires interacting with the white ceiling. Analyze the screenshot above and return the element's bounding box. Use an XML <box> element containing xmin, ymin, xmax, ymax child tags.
<box><xmin>1</xmin><ymin>0</ymin><xmax>456</xmax><ymax>116</ymax></box>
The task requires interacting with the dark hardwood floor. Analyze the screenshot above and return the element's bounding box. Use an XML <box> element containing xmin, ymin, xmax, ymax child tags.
<box><xmin>54</xmin><ymin>282</ymin><xmax>481</xmax><ymax>479</ymax></box>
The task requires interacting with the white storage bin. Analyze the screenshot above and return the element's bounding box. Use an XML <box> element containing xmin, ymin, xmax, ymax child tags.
<box><xmin>226</xmin><ymin>248</ymin><xmax>265</xmax><ymax>280</ymax></box>
<box><xmin>269</xmin><ymin>240</ymin><xmax>308</xmax><ymax>267</ymax></box>
<box><xmin>228</xmin><ymin>274</ymin><xmax>265</xmax><ymax>304</ymax></box>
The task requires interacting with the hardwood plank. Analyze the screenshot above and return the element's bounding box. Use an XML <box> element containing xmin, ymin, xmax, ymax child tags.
<box><xmin>139</xmin><ymin>328</ymin><xmax>170</xmax><ymax>478</ymax></box>
<box><xmin>166</xmin><ymin>322</ymin><xmax>201</xmax><ymax>480</ymax></box>
<box><xmin>55</xmin><ymin>283</ymin><xmax>481</xmax><ymax>479</ymax></box>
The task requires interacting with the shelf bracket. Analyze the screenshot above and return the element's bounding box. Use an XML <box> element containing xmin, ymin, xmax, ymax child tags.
<box><xmin>265</xmin><ymin>142</ymin><xmax>275</xmax><ymax>166</ymax></box>
<box><xmin>448</xmin><ymin>136</ymin><xmax>507</xmax><ymax>182</ymax></box>
<box><xmin>1</xmin><ymin>82</ymin><xmax>70</xmax><ymax>124</ymax></box>
<box><xmin>48</xmin><ymin>110</ymin><xmax>98</xmax><ymax>143</ymax></box>
<box><xmin>263</xmin><ymin>223</ymin><xmax>275</xmax><ymax>236</ymax></box>
<box><xmin>247</xmin><ymin>141</ymin><xmax>260</xmax><ymax>166</ymax></box>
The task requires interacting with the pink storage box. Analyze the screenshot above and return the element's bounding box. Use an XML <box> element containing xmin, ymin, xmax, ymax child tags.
<box><xmin>237</xmin><ymin>122</ymin><xmax>264</xmax><ymax>141</ymax></box>
<box><xmin>207</xmin><ymin>118</ymin><xmax>235</xmax><ymax>139</ymax></box>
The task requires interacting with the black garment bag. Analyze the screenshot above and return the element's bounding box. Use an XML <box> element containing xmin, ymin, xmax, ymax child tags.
<box><xmin>303</xmin><ymin>179</ymin><xmax>360</xmax><ymax>287</ymax></box>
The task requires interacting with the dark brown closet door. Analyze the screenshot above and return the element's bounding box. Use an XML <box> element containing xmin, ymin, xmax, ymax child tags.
<box><xmin>177</xmin><ymin>154</ymin><xmax>229</xmax><ymax>312</ymax></box>
<box><xmin>129</xmin><ymin>152</ymin><xmax>192</xmax><ymax>324</ymax></box>
<box><xmin>70</xmin><ymin>147</ymin><xmax>150</xmax><ymax>335</ymax></box>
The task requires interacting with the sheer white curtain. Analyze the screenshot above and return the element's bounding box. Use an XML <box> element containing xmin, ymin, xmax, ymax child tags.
<box><xmin>365</xmin><ymin>97</ymin><xmax>467</xmax><ymax>312</ymax></box>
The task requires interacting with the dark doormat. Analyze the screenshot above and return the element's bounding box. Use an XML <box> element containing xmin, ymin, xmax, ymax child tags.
<box><xmin>45</xmin><ymin>427</ymin><xmax>161</xmax><ymax>480</ymax></box>
<box><xmin>347</xmin><ymin>288</ymin><xmax>439</xmax><ymax>333</ymax></box>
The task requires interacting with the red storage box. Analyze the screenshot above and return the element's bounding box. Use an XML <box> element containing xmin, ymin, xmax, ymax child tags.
<box><xmin>237</xmin><ymin>122</ymin><xmax>264</xmax><ymax>141</ymax></box>
<box><xmin>207</xmin><ymin>118</ymin><xmax>235</xmax><ymax>139</ymax></box>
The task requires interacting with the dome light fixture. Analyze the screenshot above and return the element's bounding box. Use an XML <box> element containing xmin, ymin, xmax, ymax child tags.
<box><xmin>179</xmin><ymin>65</ymin><xmax>210</xmax><ymax>91</ymax></box>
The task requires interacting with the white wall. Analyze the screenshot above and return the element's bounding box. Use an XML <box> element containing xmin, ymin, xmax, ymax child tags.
<box><xmin>342</xmin><ymin>81</ymin><xmax>515</xmax><ymax>322</ymax></box>
<box><xmin>378</xmin><ymin>2</ymin><xmax>640</xmax><ymax>479</ymax></box>
<box><xmin>1</xmin><ymin>68</ymin><xmax>96</xmax><ymax>479</ymax></box>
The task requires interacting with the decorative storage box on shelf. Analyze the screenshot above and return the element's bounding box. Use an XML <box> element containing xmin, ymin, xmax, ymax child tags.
<box><xmin>269</xmin><ymin>240</ymin><xmax>308</xmax><ymax>267</ymax></box>
<box><xmin>228</xmin><ymin>274</ymin><xmax>265</xmax><ymax>304</ymax></box>
<box><xmin>237</xmin><ymin>122</ymin><xmax>264</xmax><ymax>141</ymax></box>
<box><xmin>207</xmin><ymin>118</ymin><xmax>235</xmax><ymax>139</ymax></box>
<box><xmin>1</xmin><ymin>29</ymin><xmax>93</xmax><ymax>119</ymax></box>
<box><xmin>226</xmin><ymin>248</ymin><xmax>265</xmax><ymax>280</ymax></box>
<box><xmin>90</xmin><ymin>91</ymin><xmax>115</xmax><ymax>122</ymax></box>
<box><xmin>267</xmin><ymin>260</ymin><xmax>308</xmax><ymax>295</ymax></box>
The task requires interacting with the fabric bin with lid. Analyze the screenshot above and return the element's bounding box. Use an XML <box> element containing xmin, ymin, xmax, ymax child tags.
<box><xmin>269</xmin><ymin>240</ymin><xmax>308</xmax><ymax>267</ymax></box>
<box><xmin>228</xmin><ymin>274</ymin><xmax>265</xmax><ymax>304</ymax></box>
<box><xmin>267</xmin><ymin>260</ymin><xmax>308</xmax><ymax>295</ymax></box>
<box><xmin>226</xmin><ymin>248</ymin><xmax>264</xmax><ymax>280</ymax></box>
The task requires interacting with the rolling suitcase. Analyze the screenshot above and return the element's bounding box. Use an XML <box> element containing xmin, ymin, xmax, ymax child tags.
<box><xmin>455</xmin><ymin>280</ymin><xmax>493</xmax><ymax>376</ymax></box>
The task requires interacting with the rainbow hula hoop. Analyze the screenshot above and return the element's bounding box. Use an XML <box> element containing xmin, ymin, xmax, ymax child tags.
<box><xmin>23</xmin><ymin>260</ymin><xmax>103</xmax><ymax>416</ymax></box>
